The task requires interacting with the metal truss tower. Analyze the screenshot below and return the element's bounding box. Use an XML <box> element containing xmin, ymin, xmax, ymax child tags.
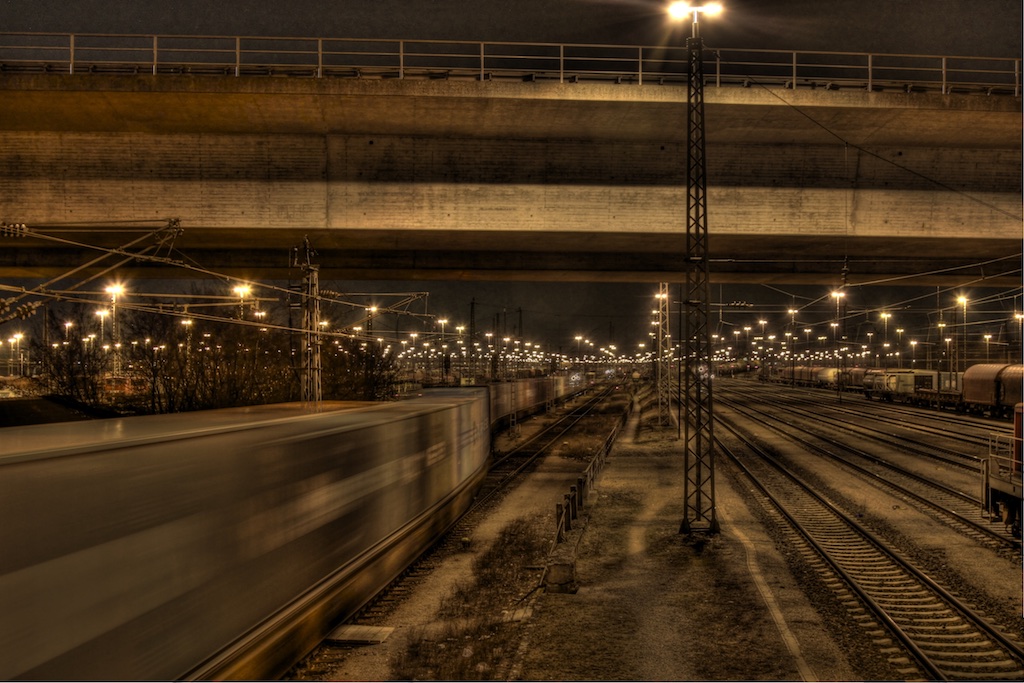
<box><xmin>680</xmin><ymin>27</ymin><xmax>719</xmax><ymax>535</ymax></box>
<box><xmin>295</xmin><ymin>238</ymin><xmax>322</xmax><ymax>405</ymax></box>
<box><xmin>656</xmin><ymin>282</ymin><xmax>672</xmax><ymax>425</ymax></box>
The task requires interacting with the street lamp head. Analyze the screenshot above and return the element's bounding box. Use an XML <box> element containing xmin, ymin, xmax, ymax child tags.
<box><xmin>668</xmin><ymin>2</ymin><xmax>723</xmax><ymax>21</ymax></box>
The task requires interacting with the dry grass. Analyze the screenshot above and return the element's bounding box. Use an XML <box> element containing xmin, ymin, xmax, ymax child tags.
<box><xmin>391</xmin><ymin>517</ymin><xmax>548</xmax><ymax>681</ymax></box>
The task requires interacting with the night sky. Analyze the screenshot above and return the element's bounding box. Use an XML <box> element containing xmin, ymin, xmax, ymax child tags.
<box><xmin>1</xmin><ymin>1</ymin><xmax>1020</xmax><ymax>350</ymax></box>
<box><xmin>2</xmin><ymin>0</ymin><xmax>1019</xmax><ymax>57</ymax></box>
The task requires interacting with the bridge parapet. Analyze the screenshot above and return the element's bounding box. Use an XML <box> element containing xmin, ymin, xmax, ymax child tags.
<box><xmin>1</xmin><ymin>32</ymin><xmax>1020</xmax><ymax>96</ymax></box>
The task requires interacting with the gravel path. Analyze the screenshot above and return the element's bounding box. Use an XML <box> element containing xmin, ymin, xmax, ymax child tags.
<box><xmin>515</xmin><ymin>428</ymin><xmax>860</xmax><ymax>681</ymax></box>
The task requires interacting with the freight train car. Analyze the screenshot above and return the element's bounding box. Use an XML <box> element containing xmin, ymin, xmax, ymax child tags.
<box><xmin>984</xmin><ymin>402</ymin><xmax>1023</xmax><ymax>537</ymax></box>
<box><xmin>488</xmin><ymin>375</ymin><xmax>579</xmax><ymax>431</ymax></box>
<box><xmin>0</xmin><ymin>377</ymin><xmax>583</xmax><ymax>681</ymax></box>
<box><xmin>963</xmin><ymin>363</ymin><xmax>1024</xmax><ymax>418</ymax></box>
<box><xmin>862</xmin><ymin>368</ymin><xmax>938</xmax><ymax>403</ymax></box>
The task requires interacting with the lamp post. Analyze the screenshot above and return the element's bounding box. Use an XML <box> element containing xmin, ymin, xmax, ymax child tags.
<box><xmin>957</xmin><ymin>296</ymin><xmax>968</xmax><ymax>371</ymax></box>
<box><xmin>95</xmin><ymin>309</ymin><xmax>109</xmax><ymax>345</ymax></box>
<box><xmin>366</xmin><ymin>306</ymin><xmax>377</xmax><ymax>335</ymax></box>
<box><xmin>937</xmin><ymin>320</ymin><xmax>946</xmax><ymax>370</ymax></box>
<box><xmin>1016</xmin><ymin>313</ymin><xmax>1024</xmax><ymax>363</ymax></box>
<box><xmin>438</xmin><ymin>318</ymin><xmax>449</xmax><ymax>384</ymax></box>
<box><xmin>106</xmin><ymin>284</ymin><xmax>124</xmax><ymax>375</ymax></box>
<box><xmin>669</xmin><ymin>0</ymin><xmax>723</xmax><ymax>536</ymax></box>
<box><xmin>880</xmin><ymin>312</ymin><xmax>890</xmax><ymax>369</ymax></box>
<box><xmin>233</xmin><ymin>284</ymin><xmax>251</xmax><ymax>320</ymax></box>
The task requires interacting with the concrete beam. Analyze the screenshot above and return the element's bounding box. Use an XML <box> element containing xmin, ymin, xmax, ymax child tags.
<box><xmin>0</xmin><ymin>75</ymin><xmax>1019</xmax><ymax>286</ymax></box>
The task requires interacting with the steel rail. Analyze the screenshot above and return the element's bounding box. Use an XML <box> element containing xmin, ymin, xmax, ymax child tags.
<box><xmin>719</xmin><ymin>384</ymin><xmax>984</xmax><ymax>471</ymax></box>
<box><xmin>716</xmin><ymin>413</ymin><xmax>1024</xmax><ymax>680</ymax></box>
<box><xmin>718</xmin><ymin>394</ymin><xmax>1020</xmax><ymax>551</ymax></box>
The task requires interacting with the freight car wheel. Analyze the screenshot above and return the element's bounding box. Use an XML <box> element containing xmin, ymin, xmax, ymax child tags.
<box><xmin>997</xmin><ymin>500</ymin><xmax>1021</xmax><ymax>538</ymax></box>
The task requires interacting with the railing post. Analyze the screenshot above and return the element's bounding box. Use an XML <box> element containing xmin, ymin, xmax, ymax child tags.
<box><xmin>399</xmin><ymin>40</ymin><xmax>404</xmax><ymax>79</ymax></box>
<box><xmin>555</xmin><ymin>503</ymin><xmax>565</xmax><ymax>542</ymax></box>
<box><xmin>981</xmin><ymin>458</ymin><xmax>990</xmax><ymax>515</ymax></box>
<box><xmin>480</xmin><ymin>42</ymin><xmax>485</xmax><ymax>81</ymax></box>
<box><xmin>560</xmin><ymin>44</ymin><xmax>564</xmax><ymax>84</ymax></box>
<box><xmin>867</xmin><ymin>53</ymin><xmax>873</xmax><ymax>92</ymax></box>
<box><xmin>317</xmin><ymin>38</ymin><xmax>323</xmax><ymax>78</ymax></box>
<box><xmin>791</xmin><ymin>51</ymin><xmax>797</xmax><ymax>89</ymax></box>
<box><xmin>1016</xmin><ymin>59</ymin><xmax>1020</xmax><ymax>97</ymax></box>
<box><xmin>637</xmin><ymin>46</ymin><xmax>643</xmax><ymax>86</ymax></box>
<box><xmin>234</xmin><ymin>36</ymin><xmax>240</xmax><ymax>77</ymax></box>
<box><xmin>577</xmin><ymin>477</ymin><xmax>585</xmax><ymax>506</ymax></box>
<box><xmin>941</xmin><ymin>56</ymin><xmax>947</xmax><ymax>94</ymax></box>
<box><xmin>152</xmin><ymin>35</ymin><xmax>158</xmax><ymax>76</ymax></box>
<box><xmin>563</xmin><ymin>494</ymin><xmax>573</xmax><ymax>531</ymax></box>
<box><xmin>68</xmin><ymin>34</ymin><xmax>75</xmax><ymax>74</ymax></box>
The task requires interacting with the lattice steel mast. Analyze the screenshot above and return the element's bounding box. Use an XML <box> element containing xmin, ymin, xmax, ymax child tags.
<box><xmin>679</xmin><ymin>6</ymin><xmax>719</xmax><ymax>535</ymax></box>
<box><xmin>294</xmin><ymin>237</ymin><xmax>322</xmax><ymax>405</ymax></box>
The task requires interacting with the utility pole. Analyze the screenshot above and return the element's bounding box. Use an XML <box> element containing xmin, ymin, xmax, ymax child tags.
<box><xmin>294</xmin><ymin>238</ymin><xmax>322</xmax><ymax>405</ymax></box>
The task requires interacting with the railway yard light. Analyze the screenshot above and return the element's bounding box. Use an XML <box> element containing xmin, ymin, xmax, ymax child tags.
<box><xmin>1016</xmin><ymin>313</ymin><xmax>1024</xmax><ymax>363</ymax></box>
<box><xmin>958</xmin><ymin>296</ymin><xmax>968</xmax><ymax>370</ymax></box>
<box><xmin>95</xmin><ymin>309</ymin><xmax>109</xmax><ymax>344</ymax></box>
<box><xmin>233</xmin><ymin>284</ymin><xmax>251</xmax><ymax>319</ymax></box>
<box><xmin>668</xmin><ymin>1</ymin><xmax>724</xmax><ymax>27</ymax></box>
<box><xmin>669</xmin><ymin>0</ymin><xmax>724</xmax><ymax>535</ymax></box>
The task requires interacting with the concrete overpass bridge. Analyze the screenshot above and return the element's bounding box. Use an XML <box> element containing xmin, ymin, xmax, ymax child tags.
<box><xmin>0</xmin><ymin>36</ymin><xmax>1020</xmax><ymax>288</ymax></box>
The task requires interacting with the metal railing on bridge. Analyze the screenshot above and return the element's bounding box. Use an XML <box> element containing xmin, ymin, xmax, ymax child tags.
<box><xmin>0</xmin><ymin>32</ymin><xmax>1020</xmax><ymax>96</ymax></box>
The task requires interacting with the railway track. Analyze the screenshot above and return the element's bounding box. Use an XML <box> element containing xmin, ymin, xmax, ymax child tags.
<box><xmin>718</xmin><ymin>394</ymin><xmax>1021</xmax><ymax>552</ymax></box>
<box><xmin>285</xmin><ymin>383</ymin><xmax>621</xmax><ymax>679</ymax></box>
<box><xmin>720</xmin><ymin>378</ymin><xmax>999</xmax><ymax>464</ymax></box>
<box><xmin>750</xmin><ymin>380</ymin><xmax>1011</xmax><ymax>446</ymax></box>
<box><xmin>716</xmin><ymin>413</ymin><xmax>1024</xmax><ymax>680</ymax></box>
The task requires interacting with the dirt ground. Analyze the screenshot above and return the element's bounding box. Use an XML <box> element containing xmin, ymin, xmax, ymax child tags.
<box><xmin>300</xmin><ymin>386</ymin><xmax>1023</xmax><ymax>680</ymax></box>
<box><xmin>513</xmin><ymin>423</ymin><xmax>864</xmax><ymax>681</ymax></box>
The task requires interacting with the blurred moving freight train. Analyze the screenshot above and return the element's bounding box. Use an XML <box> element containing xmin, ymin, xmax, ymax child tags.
<box><xmin>0</xmin><ymin>375</ymin><xmax>583</xmax><ymax>680</ymax></box>
<box><xmin>774</xmin><ymin>363</ymin><xmax>1024</xmax><ymax>418</ymax></box>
